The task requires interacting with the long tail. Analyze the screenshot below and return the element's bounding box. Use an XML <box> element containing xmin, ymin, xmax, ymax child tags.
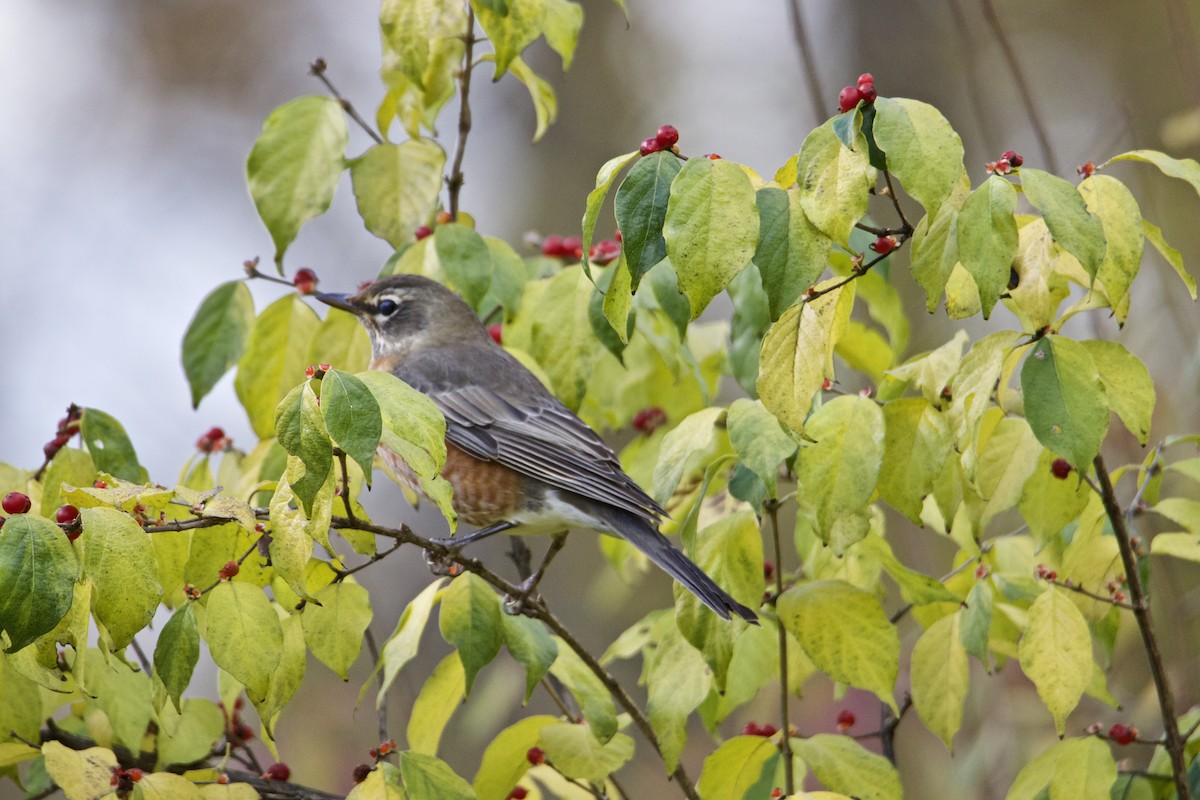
<box><xmin>603</xmin><ymin>508</ymin><xmax>759</xmax><ymax>623</ymax></box>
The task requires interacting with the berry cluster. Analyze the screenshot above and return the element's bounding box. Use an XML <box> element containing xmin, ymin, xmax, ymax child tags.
<box><xmin>1108</xmin><ymin>723</ymin><xmax>1138</xmax><ymax>745</ymax></box>
<box><xmin>1034</xmin><ymin>563</ymin><xmax>1059</xmax><ymax>582</ymax></box>
<box><xmin>589</xmin><ymin>237</ymin><xmax>621</xmax><ymax>265</ymax></box>
<box><xmin>541</xmin><ymin>234</ymin><xmax>583</xmax><ymax>261</ymax></box>
<box><xmin>985</xmin><ymin>150</ymin><xmax>1024</xmax><ymax>176</ymax></box>
<box><xmin>219</xmin><ymin>696</ymin><xmax>254</xmax><ymax>744</ymax></box>
<box><xmin>44</xmin><ymin>404</ymin><xmax>82</xmax><ymax>462</ymax></box>
<box><xmin>838</xmin><ymin>73</ymin><xmax>878</xmax><ymax>114</ymax></box>
<box><xmin>304</xmin><ymin>363</ymin><xmax>332</xmax><ymax>380</ymax></box>
<box><xmin>195</xmin><ymin>426</ymin><xmax>230</xmax><ymax>454</ymax></box>
<box><xmin>109</xmin><ymin>766</ymin><xmax>144</xmax><ymax>796</ymax></box>
<box><xmin>369</xmin><ymin>738</ymin><xmax>398</xmax><ymax>760</ymax></box>
<box><xmin>1105</xmin><ymin>575</ymin><xmax>1128</xmax><ymax>604</ymax></box>
<box><xmin>1078</xmin><ymin>162</ymin><xmax>1097</xmax><ymax>177</ymax></box>
<box><xmin>741</xmin><ymin>721</ymin><xmax>779</xmax><ymax>737</ymax></box>
<box><xmin>632</xmin><ymin>407</ymin><xmax>667</xmax><ymax>436</ymax></box>
<box><xmin>639</xmin><ymin>124</ymin><xmax>680</xmax><ymax>156</ymax></box>
<box><xmin>292</xmin><ymin>267</ymin><xmax>319</xmax><ymax>294</ymax></box>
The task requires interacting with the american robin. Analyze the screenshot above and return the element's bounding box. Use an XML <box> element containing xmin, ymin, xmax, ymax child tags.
<box><xmin>316</xmin><ymin>274</ymin><xmax>757</xmax><ymax>623</ymax></box>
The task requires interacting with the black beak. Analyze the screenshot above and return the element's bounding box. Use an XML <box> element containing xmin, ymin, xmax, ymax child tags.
<box><xmin>314</xmin><ymin>292</ymin><xmax>362</xmax><ymax>315</ymax></box>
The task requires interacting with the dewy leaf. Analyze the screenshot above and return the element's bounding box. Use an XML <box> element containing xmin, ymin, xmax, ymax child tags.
<box><xmin>1078</xmin><ymin>175</ymin><xmax>1143</xmax><ymax>323</ymax></box>
<box><xmin>790</xmin><ymin>734</ymin><xmax>903</xmax><ymax>800</ymax></box>
<box><xmin>302</xmin><ymin>581</ymin><xmax>373</xmax><ymax>680</ymax></box>
<box><xmin>663</xmin><ymin>156</ymin><xmax>760</xmax><ymax>318</ymax></box>
<box><xmin>472</xmin><ymin>0</ymin><xmax>543</xmax><ymax>78</ymax></box>
<box><xmin>753</xmin><ymin>186</ymin><xmax>832</xmax><ymax>319</ymax></box>
<box><xmin>274</xmin><ymin>382</ymin><xmax>334</xmax><ymax>516</ymax></box>
<box><xmin>439</xmin><ymin>572</ymin><xmax>503</xmax><ymax>694</ymax></box>
<box><xmin>235</xmin><ymin>294</ymin><xmax>321</xmax><ymax>438</ymax></box>
<box><xmin>78</xmin><ymin>507</ymin><xmax>162</xmax><ymax>650</ymax></box>
<box><xmin>726</xmin><ymin>398</ymin><xmax>798</xmax><ymax>497</ymax></box>
<box><xmin>350</xmin><ymin>139</ymin><xmax>445</xmax><ymax>249</ymax></box>
<box><xmin>615</xmin><ymin>150</ymin><xmax>681</xmax><ymax>289</ymax></box>
<box><xmin>757</xmin><ymin>278</ymin><xmax>856</xmax><ymax>435</ymax></box>
<box><xmin>1020</xmin><ymin>168</ymin><xmax>1107</xmax><ymax>280</ymax></box>
<box><xmin>0</xmin><ymin>514</ymin><xmax>77</xmax><ymax>651</ymax></box>
<box><xmin>246</xmin><ymin>96</ymin><xmax>348</xmax><ymax>268</ymax></box>
<box><xmin>1142</xmin><ymin>216</ymin><xmax>1197</xmax><ymax>299</ymax></box>
<box><xmin>204</xmin><ymin>581</ymin><xmax>284</xmax><ymax>703</ymax></box>
<box><xmin>182</xmin><ymin>281</ymin><xmax>255</xmax><ymax>408</ymax></box>
<box><xmin>320</xmin><ymin>369</ymin><xmax>383</xmax><ymax>484</ymax></box>
<box><xmin>795</xmin><ymin>396</ymin><xmax>885</xmax><ymax>552</ymax></box>
<box><xmin>1020</xmin><ymin>337</ymin><xmax>1109</xmax><ymax>470</ymax></box>
<box><xmin>795</xmin><ymin>119</ymin><xmax>875</xmax><ymax>246</ymax></box>
<box><xmin>778</xmin><ymin>579</ymin><xmax>899</xmax><ymax>711</ymax></box>
<box><xmin>957</xmin><ymin>175</ymin><xmax>1018</xmax><ymax>317</ymax></box>
<box><xmin>80</xmin><ymin>408</ymin><xmax>145</xmax><ymax>483</ymax></box>
<box><xmin>1079</xmin><ymin>340</ymin><xmax>1154</xmax><ymax>445</ymax></box>
<box><xmin>581</xmin><ymin>150</ymin><xmax>639</xmax><ymax>282</ymax></box>
<box><xmin>1018</xmin><ymin>589</ymin><xmax>1092</xmax><ymax>735</ymax></box>
<box><xmin>911</xmin><ymin>611</ymin><xmax>968</xmax><ymax>749</ymax></box>
<box><xmin>472</xmin><ymin>715</ymin><xmax>558</xmax><ymax>800</ymax></box>
<box><xmin>871</xmin><ymin>97</ymin><xmax>965</xmax><ymax>213</ymax></box>
<box><xmin>154</xmin><ymin>604</ymin><xmax>199</xmax><ymax>712</ymax></box>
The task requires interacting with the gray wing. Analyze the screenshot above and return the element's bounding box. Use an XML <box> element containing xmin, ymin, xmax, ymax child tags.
<box><xmin>397</xmin><ymin>344</ymin><xmax>665</xmax><ymax>521</ymax></box>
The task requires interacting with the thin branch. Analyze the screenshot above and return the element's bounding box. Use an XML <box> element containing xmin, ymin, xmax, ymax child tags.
<box><xmin>1044</xmin><ymin>576</ymin><xmax>1134</xmax><ymax>611</ymax></box>
<box><xmin>446</xmin><ymin>8</ymin><xmax>477</xmax><ymax>217</ymax></box>
<box><xmin>880</xmin><ymin>695</ymin><xmax>912</xmax><ymax>764</ymax></box>
<box><xmin>129</xmin><ymin>637</ymin><xmax>153</xmax><ymax>675</ymax></box>
<box><xmin>335</xmin><ymin>449</ymin><xmax>357</xmax><ymax>523</ymax></box>
<box><xmin>1126</xmin><ymin>443</ymin><xmax>1165</xmax><ymax>526</ymax></box>
<box><xmin>363</xmin><ymin>630</ymin><xmax>390</xmax><ymax>756</ymax></box>
<box><xmin>783</xmin><ymin>0</ymin><xmax>827</xmax><ymax>124</ymax></box>
<box><xmin>1093</xmin><ymin>455</ymin><xmax>1190</xmax><ymax>800</ymax></box>
<box><xmin>220</xmin><ymin>770</ymin><xmax>345</xmax><ymax>800</ymax></box>
<box><xmin>882</xmin><ymin>171</ymin><xmax>914</xmax><ymax>235</ymax></box>
<box><xmin>144</xmin><ymin>516</ymin><xmax>238</xmax><ymax>534</ymax></box>
<box><xmin>764</xmin><ymin>498</ymin><xmax>794</xmax><ymax>795</ymax></box>
<box><xmin>540</xmin><ymin>676</ymin><xmax>579</xmax><ymax>720</ymax></box>
<box><xmin>979</xmin><ymin>0</ymin><xmax>1058</xmax><ymax>174</ymax></box>
<box><xmin>196</xmin><ymin>538</ymin><xmax>266</xmax><ymax>597</ymax></box>
<box><xmin>308</xmin><ymin>58</ymin><xmax>383</xmax><ymax>145</ymax></box>
<box><xmin>334</xmin><ymin>541</ymin><xmax>404</xmax><ymax>582</ymax></box>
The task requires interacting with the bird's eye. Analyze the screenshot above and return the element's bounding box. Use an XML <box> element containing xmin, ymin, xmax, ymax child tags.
<box><xmin>377</xmin><ymin>298</ymin><xmax>399</xmax><ymax>316</ymax></box>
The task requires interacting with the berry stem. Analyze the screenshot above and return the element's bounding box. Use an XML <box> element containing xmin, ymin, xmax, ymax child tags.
<box><xmin>308</xmin><ymin>59</ymin><xmax>383</xmax><ymax>145</ymax></box>
<box><xmin>763</xmin><ymin>497</ymin><xmax>794</xmax><ymax>796</ymax></box>
<box><xmin>1092</xmin><ymin>454</ymin><xmax>1191</xmax><ymax>800</ymax></box>
<box><xmin>446</xmin><ymin>6</ymin><xmax>477</xmax><ymax>218</ymax></box>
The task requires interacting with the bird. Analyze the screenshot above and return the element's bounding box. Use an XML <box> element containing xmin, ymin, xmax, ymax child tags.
<box><xmin>315</xmin><ymin>274</ymin><xmax>757</xmax><ymax>623</ymax></box>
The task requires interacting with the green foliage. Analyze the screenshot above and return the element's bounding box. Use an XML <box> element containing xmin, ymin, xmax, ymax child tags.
<box><xmin>8</xmin><ymin>3</ymin><xmax>1200</xmax><ymax>800</ymax></box>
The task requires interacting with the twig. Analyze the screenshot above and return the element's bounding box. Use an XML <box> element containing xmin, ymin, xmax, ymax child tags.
<box><xmin>1125</xmin><ymin>443</ymin><xmax>1165</xmax><ymax>526</ymax></box>
<box><xmin>540</xmin><ymin>676</ymin><xmax>579</xmax><ymax>720</ymax></box>
<box><xmin>221</xmin><ymin>770</ymin><xmax>345</xmax><ymax>800</ymax></box>
<box><xmin>882</xmin><ymin>171</ymin><xmax>914</xmax><ymax>235</ymax></box>
<box><xmin>129</xmin><ymin>637</ymin><xmax>153</xmax><ymax>675</ymax></box>
<box><xmin>446</xmin><ymin>6</ymin><xmax>477</xmax><ymax>217</ymax></box>
<box><xmin>1044</xmin><ymin>576</ymin><xmax>1134</xmax><ymax>611</ymax></box>
<box><xmin>1093</xmin><ymin>455</ymin><xmax>1190</xmax><ymax>800</ymax></box>
<box><xmin>197</xmin><ymin>538</ymin><xmax>266</xmax><ymax>597</ymax></box>
<box><xmin>335</xmin><ymin>449</ymin><xmax>357</xmax><ymax>523</ymax></box>
<box><xmin>308</xmin><ymin>58</ymin><xmax>383</xmax><ymax>145</ymax></box>
<box><xmin>879</xmin><ymin>694</ymin><xmax>912</xmax><ymax>764</ymax></box>
<box><xmin>144</xmin><ymin>516</ymin><xmax>240</xmax><ymax>534</ymax></box>
<box><xmin>764</xmin><ymin>498</ymin><xmax>794</xmax><ymax>795</ymax></box>
<box><xmin>363</xmin><ymin>630</ymin><xmax>390</xmax><ymax>756</ymax></box>
<box><xmin>784</xmin><ymin>0</ymin><xmax>827</xmax><ymax>124</ymax></box>
<box><xmin>979</xmin><ymin>0</ymin><xmax>1058</xmax><ymax>174</ymax></box>
<box><xmin>335</xmin><ymin>541</ymin><xmax>404</xmax><ymax>582</ymax></box>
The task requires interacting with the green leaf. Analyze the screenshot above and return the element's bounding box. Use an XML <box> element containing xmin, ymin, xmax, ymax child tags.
<box><xmin>795</xmin><ymin>396</ymin><xmax>885</xmax><ymax>552</ymax></box>
<box><xmin>377</xmin><ymin>578</ymin><xmax>447</xmax><ymax>705</ymax></box>
<box><xmin>539</xmin><ymin>722</ymin><xmax>634</xmax><ymax>783</ymax></box>
<box><xmin>548</xmin><ymin>637</ymin><xmax>617</xmax><ymax>742</ymax></box>
<box><xmin>756</xmin><ymin>278</ymin><xmax>856</xmax><ymax>435</ymax></box>
<box><xmin>302</xmin><ymin>581</ymin><xmax>373</xmax><ymax>680</ymax></box>
<box><xmin>154</xmin><ymin>604</ymin><xmax>199</xmax><ymax>712</ymax></box>
<box><xmin>481</xmin><ymin>237</ymin><xmax>528</xmax><ymax>319</ymax></box>
<box><xmin>960</xmin><ymin>581</ymin><xmax>993</xmax><ymax>667</ymax></box>
<box><xmin>1079</xmin><ymin>340</ymin><xmax>1154</xmax><ymax>445</ymax></box>
<box><xmin>778</xmin><ymin>580</ymin><xmax>899</xmax><ymax>711</ymax></box>
<box><xmin>507</xmin><ymin>56</ymin><xmax>557</xmax><ymax>141</ymax></box>
<box><xmin>909</xmin><ymin>179</ymin><xmax>967</xmax><ymax>312</ymax></box>
<box><xmin>0</xmin><ymin>514</ymin><xmax>77</xmax><ymax>651</ymax></box>
<box><xmin>976</xmin><ymin>417</ymin><xmax>1042</xmax><ymax>532</ymax></box>
<box><xmin>1020</xmin><ymin>337</ymin><xmax>1109</xmax><ymax>471</ymax></box>
<box><xmin>581</xmin><ymin>151</ymin><xmax>639</xmax><ymax>282</ymax></box>
<box><xmin>1142</xmin><ymin>216</ymin><xmax>1197</xmax><ymax>299</ymax></box>
<box><xmin>500</xmin><ymin>613</ymin><xmax>557</xmax><ymax>703</ymax></box>
<box><xmin>472</xmin><ymin>715</ymin><xmax>558</xmax><ymax>800</ymax></box>
<box><xmin>1019</xmin><ymin>449</ymin><xmax>1091</xmax><ymax>544</ymax></box>
<box><xmin>871</xmin><ymin>97</ymin><xmax>964</xmax><ymax>213</ymax></box>
<box><xmin>598</xmin><ymin>255</ymin><xmax>634</xmax><ymax>349</ymax></box>
<box><xmin>1078</xmin><ymin>175</ymin><xmax>1143</xmax><ymax>323</ymax></box>
<box><xmin>790</xmin><ymin>734</ymin><xmax>903</xmax><ymax>800</ymax></box>
<box><xmin>182</xmin><ymin>281</ymin><xmax>255</xmax><ymax>408</ymax></box>
<box><xmin>616</xmin><ymin>151</ymin><xmax>681</xmax><ymax>288</ymax></box>
<box><xmin>1004</xmin><ymin>737</ymin><xmax>1116</xmax><ymax>800</ymax></box>
<box><xmin>1020</xmin><ymin>168</ymin><xmax>1106</xmax><ymax>280</ymax></box>
<box><xmin>320</xmin><ymin>369</ymin><xmax>383</xmax><ymax>483</ymax></box>
<box><xmin>878</xmin><ymin>398</ymin><xmax>952</xmax><ymax>523</ymax></box>
<box><xmin>350</xmin><ymin>139</ymin><xmax>445</xmax><ymax>249</ymax></box>
<box><xmin>663</xmin><ymin>156</ymin><xmax>760</xmax><ymax>318</ymax></box>
<box><xmin>526</xmin><ymin>265</ymin><xmax>603</xmax><ymax>410</ymax></box>
<box><xmin>235</xmin><ymin>294</ymin><xmax>321</xmax><ymax>438</ymax></box>
<box><xmin>859</xmin><ymin>532</ymin><xmax>960</xmax><ymax>606</ymax></box>
<box><xmin>696</xmin><ymin>735</ymin><xmax>778</xmax><ymax>800</ymax></box>
<box><xmin>795</xmin><ymin>119</ymin><xmax>874</xmax><ymax>246</ymax></box>
<box><xmin>753</xmin><ymin>186</ymin><xmax>832</xmax><ymax>319</ymax></box>
<box><xmin>357</xmin><ymin>370</ymin><xmax>448</xmax><ymax>482</ymax></box>
<box><xmin>267</xmin><ymin>468</ymin><xmax>325</xmax><ymax>598</ymax></box>
<box><xmin>650</xmin><ymin>406</ymin><xmax>723</xmax><ymax>505</ymax></box>
<box><xmin>407</xmin><ymin>653</ymin><xmax>465</xmax><ymax>755</ymax></box>
<box><xmin>80</xmin><ymin>408</ymin><xmax>145</xmax><ymax>483</ymax></box>
<box><xmin>1103</xmin><ymin>148</ymin><xmax>1200</xmax><ymax>198</ymax></box>
<box><xmin>399</xmin><ymin>750</ymin><xmax>476</xmax><ymax>800</ymax></box>
<box><xmin>256</xmin><ymin>610</ymin><xmax>306</xmax><ymax>735</ymax></box>
<box><xmin>204</xmin><ymin>581</ymin><xmax>284</xmax><ymax>703</ymax></box>
<box><xmin>726</xmin><ymin>398</ymin><xmax>798</xmax><ymax>498</ymax></box>
<box><xmin>433</xmin><ymin>223</ymin><xmax>494</xmax><ymax>310</ymax></box>
<box><xmin>77</xmin><ymin>507</ymin><xmax>162</xmax><ymax>649</ymax></box>
<box><xmin>439</xmin><ymin>572</ymin><xmax>503</xmax><ymax>694</ymax></box>
<box><xmin>246</xmin><ymin>96</ymin><xmax>348</xmax><ymax>268</ymax></box>
<box><xmin>911</xmin><ymin>611</ymin><xmax>968</xmax><ymax>749</ymax></box>
<box><xmin>957</xmin><ymin>175</ymin><xmax>1018</xmax><ymax>317</ymax></box>
<box><xmin>645</xmin><ymin>620</ymin><xmax>711</xmax><ymax>771</ymax></box>
<box><xmin>472</xmin><ymin>0</ymin><xmax>543</xmax><ymax>78</ymax></box>
<box><xmin>1018</xmin><ymin>589</ymin><xmax>1092</xmax><ymax>735</ymax></box>
<box><xmin>274</xmin><ymin>382</ymin><xmax>334</xmax><ymax>516</ymax></box>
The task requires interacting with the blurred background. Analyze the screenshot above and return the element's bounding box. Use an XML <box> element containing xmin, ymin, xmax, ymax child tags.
<box><xmin>2</xmin><ymin>0</ymin><xmax>1199</xmax><ymax>797</ymax></box>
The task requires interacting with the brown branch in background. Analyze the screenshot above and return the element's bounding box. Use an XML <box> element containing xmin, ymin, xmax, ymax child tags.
<box><xmin>335</xmin><ymin>449</ymin><xmax>357</xmax><ymax>523</ymax></box>
<box><xmin>446</xmin><ymin>7</ymin><xmax>477</xmax><ymax>217</ymax></box>
<box><xmin>363</xmin><ymin>630</ymin><xmax>391</xmax><ymax>762</ymax></box>
<box><xmin>879</xmin><ymin>695</ymin><xmax>912</xmax><ymax>764</ymax></box>
<box><xmin>309</xmin><ymin>58</ymin><xmax>384</xmax><ymax>145</ymax></box>
<box><xmin>945</xmin><ymin>0</ymin><xmax>999</xmax><ymax>159</ymax></box>
<box><xmin>1163</xmin><ymin>0</ymin><xmax>1200</xmax><ymax>107</ymax></box>
<box><xmin>784</xmin><ymin>0</ymin><xmax>828</xmax><ymax>124</ymax></box>
<box><xmin>764</xmin><ymin>498</ymin><xmax>795</xmax><ymax>795</ymax></box>
<box><xmin>1092</xmin><ymin>455</ymin><xmax>1191</xmax><ymax>800</ymax></box>
<box><xmin>979</xmin><ymin>0</ymin><xmax>1058</xmax><ymax>175</ymax></box>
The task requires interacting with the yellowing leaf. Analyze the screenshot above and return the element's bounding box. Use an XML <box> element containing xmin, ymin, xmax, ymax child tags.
<box><xmin>204</xmin><ymin>581</ymin><xmax>284</xmax><ymax>703</ymax></box>
<box><xmin>235</xmin><ymin>295</ymin><xmax>321</xmax><ymax>439</ymax></box>
<box><xmin>878</xmin><ymin>398</ymin><xmax>952</xmax><ymax>523</ymax></box>
<box><xmin>350</xmin><ymin>139</ymin><xmax>445</xmax><ymax>249</ymax></box>
<box><xmin>795</xmin><ymin>120</ymin><xmax>874</xmax><ymax>246</ymax></box>
<box><xmin>439</xmin><ymin>572</ymin><xmax>503</xmax><ymax>694</ymax></box>
<box><xmin>1020</xmin><ymin>168</ymin><xmax>1106</xmax><ymax>280</ymax></box>
<box><xmin>1020</xmin><ymin>337</ymin><xmax>1108</xmax><ymax>471</ymax></box>
<box><xmin>791</xmin><ymin>734</ymin><xmax>903</xmax><ymax>800</ymax></box>
<box><xmin>911</xmin><ymin>612</ymin><xmax>968</xmax><ymax>748</ymax></box>
<box><xmin>41</xmin><ymin>741</ymin><xmax>118</xmax><ymax>800</ymax></box>
<box><xmin>302</xmin><ymin>581</ymin><xmax>373</xmax><ymax>679</ymax></box>
<box><xmin>472</xmin><ymin>715</ymin><xmax>558</xmax><ymax>800</ymax></box>
<box><xmin>1018</xmin><ymin>589</ymin><xmax>1092</xmax><ymax>735</ymax></box>
<box><xmin>1080</xmin><ymin>340</ymin><xmax>1154</xmax><ymax>445</ymax></box>
<box><xmin>696</xmin><ymin>735</ymin><xmax>778</xmax><ymax>800</ymax></box>
<box><xmin>539</xmin><ymin>722</ymin><xmax>634</xmax><ymax>783</ymax></box>
<box><xmin>872</xmin><ymin>97</ymin><xmax>965</xmax><ymax>213</ymax></box>
<box><xmin>407</xmin><ymin>653</ymin><xmax>465</xmax><ymax>755</ymax></box>
<box><xmin>472</xmin><ymin>0</ymin><xmax>544</xmax><ymax>77</ymax></box>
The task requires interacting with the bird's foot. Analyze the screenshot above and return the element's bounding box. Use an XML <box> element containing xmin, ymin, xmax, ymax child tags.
<box><xmin>502</xmin><ymin>577</ymin><xmax>543</xmax><ymax>617</ymax></box>
<box><xmin>422</xmin><ymin>546</ymin><xmax>461</xmax><ymax>577</ymax></box>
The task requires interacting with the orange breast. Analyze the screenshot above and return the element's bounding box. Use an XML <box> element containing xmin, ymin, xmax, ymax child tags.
<box><xmin>379</xmin><ymin>442</ymin><xmax>526</xmax><ymax>526</ymax></box>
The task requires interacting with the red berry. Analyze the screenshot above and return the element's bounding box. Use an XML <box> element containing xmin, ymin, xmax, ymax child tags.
<box><xmin>196</xmin><ymin>426</ymin><xmax>228</xmax><ymax>453</ymax></box>
<box><xmin>995</xmin><ymin>158</ymin><xmax>1012</xmax><ymax>175</ymax></box>
<box><xmin>974</xmin><ymin>564</ymin><xmax>989</xmax><ymax>579</ymax></box>
<box><xmin>44</xmin><ymin>439</ymin><xmax>64</xmax><ymax>460</ymax></box>
<box><xmin>235</xmin><ymin>722</ymin><xmax>254</xmax><ymax>741</ymax></box>
<box><xmin>507</xmin><ymin>789</ymin><xmax>529</xmax><ymax>800</ymax></box>
<box><xmin>487</xmin><ymin>324</ymin><xmax>503</xmax><ymax>345</ymax></box>
<box><xmin>836</xmin><ymin>708</ymin><xmax>856</xmax><ymax>732</ymax></box>
<box><xmin>858</xmin><ymin>81</ymin><xmax>877</xmax><ymax>103</ymax></box>
<box><xmin>217</xmin><ymin>774</ymin><xmax>230</xmax><ymax>784</ymax></box>
<box><xmin>742</xmin><ymin>722</ymin><xmax>777</xmax><ymax>737</ymax></box>
<box><xmin>771</xmin><ymin>791</ymin><xmax>783</xmax><ymax>799</ymax></box>
<box><xmin>1108</xmin><ymin>723</ymin><xmax>1137</xmax><ymax>745</ymax></box>
<box><xmin>292</xmin><ymin>268</ymin><xmax>319</xmax><ymax>294</ymax></box>
<box><xmin>640</xmin><ymin>137</ymin><xmax>662</xmax><ymax>156</ymax></box>
<box><xmin>1050</xmin><ymin>458</ymin><xmax>1072</xmax><ymax>479</ymax></box>
<box><xmin>632</xmin><ymin>407</ymin><xmax>667</xmax><ymax>436</ymax></box>
<box><xmin>305</xmin><ymin>365</ymin><xmax>317</xmax><ymax>379</ymax></box>
<box><xmin>128</xmin><ymin>769</ymin><xmax>144</xmax><ymax>783</ymax></box>
<box><xmin>870</xmin><ymin>236</ymin><xmax>897</xmax><ymax>255</ymax></box>
<box><xmin>838</xmin><ymin>85</ymin><xmax>863</xmax><ymax>113</ymax></box>
<box><xmin>763</xmin><ymin>561</ymin><xmax>775</xmax><ymax>582</ymax></box>
<box><xmin>1113</xmin><ymin>590</ymin><xmax>1126</xmax><ymax>603</ymax></box>
<box><xmin>415</xmin><ymin>225</ymin><xmax>433</xmax><ymax>240</ymax></box>
<box><xmin>655</xmin><ymin>124</ymin><xmax>679</xmax><ymax>148</ymax></box>
<box><xmin>436</xmin><ymin>211</ymin><xmax>454</xmax><ymax>225</ymax></box>
<box><xmin>705</xmin><ymin>153</ymin><xmax>722</xmax><ymax>160</ymax></box>
<box><xmin>318</xmin><ymin>362</ymin><xmax>331</xmax><ymax>373</ymax></box>
<box><xmin>93</xmin><ymin>479</ymin><xmax>108</xmax><ymax>489</ymax></box>
<box><xmin>1077</xmin><ymin>162</ymin><xmax>1096</xmax><ymax>176</ymax></box>
<box><xmin>614</xmin><ymin>229</ymin><xmax>622</xmax><ymax>242</ymax></box>
<box><xmin>56</xmin><ymin>505</ymin><xmax>80</xmax><ymax>525</ymax></box>
<box><xmin>264</xmin><ymin>763</ymin><xmax>290</xmax><ymax>781</ymax></box>
<box><xmin>589</xmin><ymin>239</ymin><xmax>621</xmax><ymax>265</ymax></box>
<box><xmin>1002</xmin><ymin>150</ymin><xmax>1024</xmax><ymax>168</ymax></box>
<box><xmin>857</xmin><ymin>72</ymin><xmax>875</xmax><ymax>87</ymax></box>
<box><xmin>526</xmin><ymin>747</ymin><xmax>545</xmax><ymax>765</ymax></box>
<box><xmin>542</xmin><ymin>235</ymin><xmax>565</xmax><ymax>257</ymax></box>
<box><xmin>219</xmin><ymin>561</ymin><xmax>240</xmax><ymax>580</ymax></box>
<box><xmin>352</xmin><ymin>764</ymin><xmax>372</xmax><ymax>783</ymax></box>
<box><xmin>2</xmin><ymin>492</ymin><xmax>31</xmax><ymax>515</ymax></box>
<box><xmin>562</xmin><ymin>235</ymin><xmax>583</xmax><ymax>260</ymax></box>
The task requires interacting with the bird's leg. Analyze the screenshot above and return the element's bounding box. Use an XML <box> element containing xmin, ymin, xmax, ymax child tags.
<box><xmin>432</xmin><ymin>520</ymin><xmax>517</xmax><ymax>548</ymax></box>
<box><xmin>504</xmin><ymin>532</ymin><xmax>568</xmax><ymax>615</ymax></box>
